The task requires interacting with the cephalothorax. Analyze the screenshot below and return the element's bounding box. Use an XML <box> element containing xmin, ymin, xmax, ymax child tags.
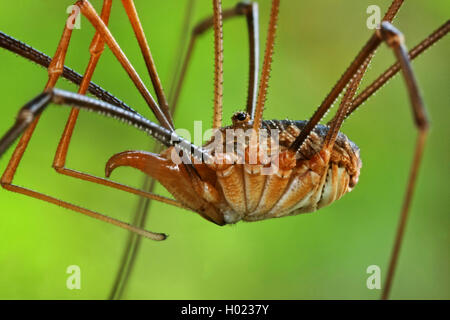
<box><xmin>0</xmin><ymin>0</ymin><xmax>448</xmax><ymax>299</ymax></box>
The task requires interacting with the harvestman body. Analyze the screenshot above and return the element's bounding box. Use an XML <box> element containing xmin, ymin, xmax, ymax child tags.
<box><xmin>0</xmin><ymin>0</ymin><xmax>448</xmax><ymax>299</ymax></box>
<box><xmin>105</xmin><ymin>116</ymin><xmax>361</xmax><ymax>225</ymax></box>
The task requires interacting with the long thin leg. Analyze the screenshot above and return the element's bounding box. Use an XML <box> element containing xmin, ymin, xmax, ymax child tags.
<box><xmin>110</xmin><ymin>1</ymin><xmax>198</xmax><ymax>300</ymax></box>
<box><xmin>121</xmin><ymin>0</ymin><xmax>172</xmax><ymax>124</ymax></box>
<box><xmin>54</xmin><ymin>0</ymin><xmax>112</xmax><ymax>180</ymax></box>
<box><xmin>212</xmin><ymin>0</ymin><xmax>224</xmax><ymax>129</ymax></box>
<box><xmin>252</xmin><ymin>0</ymin><xmax>280</xmax><ymax>134</ymax></box>
<box><xmin>349</xmin><ymin>26</ymin><xmax>449</xmax><ymax>295</ymax></box>
<box><xmin>248</xmin><ymin>0</ymin><xmax>279</xmax><ymax>164</ymax></box>
<box><xmin>170</xmin><ymin>2</ymin><xmax>260</xmax><ymax>116</ymax></box>
<box><xmin>289</xmin><ymin>0</ymin><xmax>405</xmax><ymax>153</ymax></box>
<box><xmin>75</xmin><ymin>0</ymin><xmax>173</xmax><ymax>130</ymax></box>
<box><xmin>1</xmin><ymin>18</ymin><xmax>74</xmax><ymax>215</ymax></box>
<box><xmin>0</xmin><ymin>31</ymin><xmax>135</xmax><ymax>112</ymax></box>
<box><xmin>324</xmin><ymin>61</ymin><xmax>369</xmax><ymax>151</ymax></box>
<box><xmin>0</xmin><ymin>25</ymin><xmax>181</xmax><ymax>213</ymax></box>
<box><xmin>50</xmin><ymin>0</ymin><xmax>208</xmax><ymax>228</ymax></box>
<box><xmin>347</xmin><ymin>20</ymin><xmax>450</xmax><ymax>117</ymax></box>
<box><xmin>0</xmin><ymin>12</ymin><xmax>168</xmax><ymax>240</ymax></box>
<box><xmin>168</xmin><ymin>0</ymin><xmax>196</xmax><ymax>110</ymax></box>
<box><xmin>51</xmin><ymin>1</ymin><xmax>179</xmax><ymax>212</ymax></box>
<box><xmin>109</xmin><ymin>173</ymin><xmax>158</xmax><ymax>300</ymax></box>
<box><xmin>5</xmin><ymin>19</ymin><xmax>445</xmax><ymax>124</ymax></box>
<box><xmin>0</xmin><ymin>90</ymin><xmax>209</xmax><ymax>164</ymax></box>
<box><xmin>0</xmin><ymin>18</ymin><xmax>76</xmax><ymax>155</ymax></box>
<box><xmin>376</xmin><ymin>22</ymin><xmax>429</xmax><ymax>300</ymax></box>
<box><xmin>0</xmin><ymin>88</ymin><xmax>206</xmax><ymax>240</ymax></box>
<box><xmin>244</xmin><ymin>2</ymin><xmax>260</xmax><ymax>117</ymax></box>
<box><xmin>314</xmin><ymin>20</ymin><xmax>430</xmax><ymax>300</ymax></box>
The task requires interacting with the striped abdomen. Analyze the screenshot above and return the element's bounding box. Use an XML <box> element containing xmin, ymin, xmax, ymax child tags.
<box><xmin>199</xmin><ymin>120</ymin><xmax>362</xmax><ymax>224</ymax></box>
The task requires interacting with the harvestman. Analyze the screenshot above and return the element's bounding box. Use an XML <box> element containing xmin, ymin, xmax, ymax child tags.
<box><xmin>0</xmin><ymin>0</ymin><xmax>448</xmax><ymax>299</ymax></box>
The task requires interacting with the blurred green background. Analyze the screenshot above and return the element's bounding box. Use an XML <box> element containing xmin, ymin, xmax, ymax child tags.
<box><xmin>0</xmin><ymin>0</ymin><xmax>448</xmax><ymax>299</ymax></box>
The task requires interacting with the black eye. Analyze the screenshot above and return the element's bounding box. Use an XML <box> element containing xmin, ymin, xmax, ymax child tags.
<box><xmin>236</xmin><ymin>112</ymin><xmax>246</xmax><ymax>121</ymax></box>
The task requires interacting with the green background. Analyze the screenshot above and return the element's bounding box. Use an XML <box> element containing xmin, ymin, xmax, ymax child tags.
<box><xmin>0</xmin><ymin>0</ymin><xmax>448</xmax><ymax>299</ymax></box>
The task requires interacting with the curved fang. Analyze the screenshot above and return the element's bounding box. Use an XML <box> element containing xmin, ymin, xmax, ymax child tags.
<box><xmin>105</xmin><ymin>150</ymin><xmax>226</xmax><ymax>226</ymax></box>
<box><xmin>105</xmin><ymin>150</ymin><xmax>167</xmax><ymax>179</ymax></box>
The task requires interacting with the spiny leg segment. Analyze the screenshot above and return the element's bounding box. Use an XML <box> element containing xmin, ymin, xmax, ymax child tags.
<box><xmin>170</xmin><ymin>1</ymin><xmax>260</xmax><ymax>117</ymax></box>
<box><xmin>212</xmin><ymin>0</ymin><xmax>224</xmax><ymax>129</ymax></box>
<box><xmin>76</xmin><ymin>0</ymin><xmax>173</xmax><ymax>130</ymax></box>
<box><xmin>0</xmin><ymin>1</ymin><xmax>185</xmax><ymax>240</ymax></box>
<box><xmin>0</xmin><ymin>31</ymin><xmax>135</xmax><ymax>112</ymax></box>
<box><xmin>251</xmin><ymin>0</ymin><xmax>280</xmax><ymax>134</ymax></box>
<box><xmin>109</xmin><ymin>0</ymin><xmax>197</xmax><ymax>299</ymax></box>
<box><xmin>375</xmin><ymin>22</ymin><xmax>430</xmax><ymax>300</ymax></box>
<box><xmin>289</xmin><ymin>0</ymin><xmax>405</xmax><ymax>153</ymax></box>
<box><xmin>52</xmin><ymin>0</ymin><xmax>181</xmax><ymax>213</ymax></box>
<box><xmin>286</xmin><ymin>0</ymin><xmax>434</xmax><ymax>300</ymax></box>
<box><xmin>0</xmin><ymin>87</ymin><xmax>209</xmax><ymax>239</ymax></box>
<box><xmin>323</xmin><ymin>19</ymin><xmax>433</xmax><ymax>300</ymax></box>
<box><xmin>109</xmin><ymin>0</ymin><xmax>261</xmax><ymax>299</ymax></box>
<box><xmin>0</xmin><ymin>13</ymin><xmax>169</xmax><ymax>239</ymax></box>
<box><xmin>0</xmin><ymin>0</ymin><xmax>260</xmax><ymax>243</ymax></box>
<box><xmin>348</xmin><ymin>20</ymin><xmax>450</xmax><ymax>117</ymax></box>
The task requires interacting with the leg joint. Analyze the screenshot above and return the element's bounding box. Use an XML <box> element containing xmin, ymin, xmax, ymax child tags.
<box><xmin>0</xmin><ymin>174</ymin><xmax>12</xmax><ymax>189</ymax></box>
<box><xmin>236</xmin><ymin>2</ymin><xmax>255</xmax><ymax>15</ymax></box>
<box><xmin>416</xmin><ymin>117</ymin><xmax>430</xmax><ymax>132</ymax></box>
<box><xmin>377</xmin><ymin>21</ymin><xmax>405</xmax><ymax>48</ymax></box>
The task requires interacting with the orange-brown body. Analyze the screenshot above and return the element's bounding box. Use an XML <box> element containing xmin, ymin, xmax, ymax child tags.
<box><xmin>106</xmin><ymin>116</ymin><xmax>362</xmax><ymax>226</ymax></box>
